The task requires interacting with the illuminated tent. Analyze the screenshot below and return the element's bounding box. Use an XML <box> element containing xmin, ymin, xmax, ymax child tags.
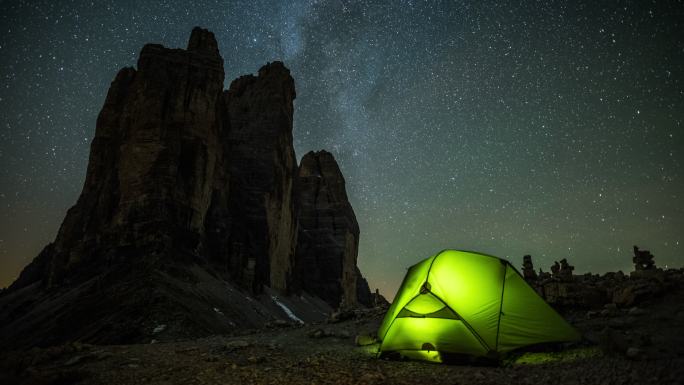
<box><xmin>377</xmin><ymin>250</ymin><xmax>580</xmax><ymax>362</ymax></box>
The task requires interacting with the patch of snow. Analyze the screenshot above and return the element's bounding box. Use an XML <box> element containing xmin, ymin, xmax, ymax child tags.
<box><xmin>152</xmin><ymin>324</ymin><xmax>166</xmax><ymax>334</ymax></box>
<box><xmin>271</xmin><ymin>296</ymin><xmax>304</xmax><ymax>324</ymax></box>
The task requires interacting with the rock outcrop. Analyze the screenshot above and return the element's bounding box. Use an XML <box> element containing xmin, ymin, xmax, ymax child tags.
<box><xmin>0</xmin><ymin>28</ymin><xmax>371</xmax><ymax>350</ymax></box>
<box><xmin>522</xmin><ymin>255</ymin><xmax>537</xmax><ymax>281</ymax></box>
<box><xmin>293</xmin><ymin>150</ymin><xmax>372</xmax><ymax>308</ymax></box>
<box><xmin>206</xmin><ymin>61</ymin><xmax>298</xmax><ymax>293</ymax></box>
<box><xmin>632</xmin><ymin>245</ymin><xmax>656</xmax><ymax>271</ymax></box>
<box><xmin>10</xmin><ymin>28</ymin><xmax>227</xmax><ymax>292</ymax></box>
<box><xmin>522</xmin><ymin>252</ymin><xmax>683</xmax><ymax>310</ymax></box>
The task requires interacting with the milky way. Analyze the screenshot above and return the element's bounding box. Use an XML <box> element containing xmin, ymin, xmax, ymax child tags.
<box><xmin>1</xmin><ymin>0</ymin><xmax>683</xmax><ymax>296</ymax></box>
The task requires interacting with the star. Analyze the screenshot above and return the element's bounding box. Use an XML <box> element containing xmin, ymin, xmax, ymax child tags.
<box><xmin>0</xmin><ymin>0</ymin><xmax>683</xmax><ymax>297</ymax></box>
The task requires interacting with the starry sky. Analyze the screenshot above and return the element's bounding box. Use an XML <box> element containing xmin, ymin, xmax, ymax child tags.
<box><xmin>1</xmin><ymin>0</ymin><xmax>683</xmax><ymax>297</ymax></box>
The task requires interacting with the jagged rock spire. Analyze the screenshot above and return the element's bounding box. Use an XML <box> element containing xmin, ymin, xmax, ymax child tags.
<box><xmin>1</xmin><ymin>28</ymin><xmax>371</xmax><ymax>350</ymax></box>
<box><xmin>187</xmin><ymin>27</ymin><xmax>220</xmax><ymax>56</ymax></box>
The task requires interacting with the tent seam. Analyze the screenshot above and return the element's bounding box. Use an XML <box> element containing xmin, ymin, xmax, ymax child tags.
<box><xmin>494</xmin><ymin>262</ymin><xmax>508</xmax><ymax>351</ymax></box>
<box><xmin>434</xmin><ymin>294</ymin><xmax>491</xmax><ymax>353</ymax></box>
<box><xmin>424</xmin><ymin>250</ymin><xmax>444</xmax><ymax>284</ymax></box>
<box><xmin>423</xmin><ymin>250</ymin><xmax>492</xmax><ymax>353</ymax></box>
<box><xmin>379</xmin><ymin>292</ymin><xmax>422</xmax><ymax>343</ymax></box>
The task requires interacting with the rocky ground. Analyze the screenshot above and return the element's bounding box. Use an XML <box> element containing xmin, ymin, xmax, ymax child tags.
<box><xmin>2</xmin><ymin>282</ymin><xmax>684</xmax><ymax>385</ymax></box>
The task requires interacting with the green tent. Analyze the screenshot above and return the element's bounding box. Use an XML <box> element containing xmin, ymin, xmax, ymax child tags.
<box><xmin>377</xmin><ymin>249</ymin><xmax>580</xmax><ymax>362</ymax></box>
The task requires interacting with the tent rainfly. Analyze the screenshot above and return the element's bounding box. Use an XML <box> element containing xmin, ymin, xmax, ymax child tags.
<box><xmin>377</xmin><ymin>250</ymin><xmax>580</xmax><ymax>362</ymax></box>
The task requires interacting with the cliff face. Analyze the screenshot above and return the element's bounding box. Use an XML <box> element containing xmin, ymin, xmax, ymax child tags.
<box><xmin>11</xmin><ymin>28</ymin><xmax>226</xmax><ymax>290</ymax></box>
<box><xmin>213</xmin><ymin>63</ymin><xmax>298</xmax><ymax>293</ymax></box>
<box><xmin>0</xmin><ymin>28</ymin><xmax>371</xmax><ymax>350</ymax></box>
<box><xmin>9</xmin><ymin>31</ymin><xmax>299</xmax><ymax>295</ymax></box>
<box><xmin>294</xmin><ymin>151</ymin><xmax>371</xmax><ymax>308</ymax></box>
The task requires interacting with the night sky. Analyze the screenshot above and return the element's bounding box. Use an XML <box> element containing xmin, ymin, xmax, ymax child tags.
<box><xmin>1</xmin><ymin>1</ymin><xmax>683</xmax><ymax>297</ymax></box>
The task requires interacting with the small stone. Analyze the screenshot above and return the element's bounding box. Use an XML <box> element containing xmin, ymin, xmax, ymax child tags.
<box><xmin>224</xmin><ymin>340</ymin><xmax>251</xmax><ymax>350</ymax></box>
<box><xmin>355</xmin><ymin>334</ymin><xmax>376</xmax><ymax>346</ymax></box>
<box><xmin>608</xmin><ymin>316</ymin><xmax>635</xmax><ymax>329</ymax></box>
<box><xmin>329</xmin><ymin>308</ymin><xmax>356</xmax><ymax>323</ymax></box>
<box><xmin>336</xmin><ymin>329</ymin><xmax>352</xmax><ymax>338</ymax></box>
<box><xmin>626</xmin><ymin>347</ymin><xmax>642</xmax><ymax>359</ymax></box>
<box><xmin>265</xmin><ymin>320</ymin><xmax>286</xmax><ymax>328</ymax></box>
<box><xmin>175</xmin><ymin>347</ymin><xmax>199</xmax><ymax>354</ymax></box>
<box><xmin>247</xmin><ymin>355</ymin><xmax>265</xmax><ymax>364</ymax></box>
<box><xmin>612</xmin><ymin>286</ymin><xmax>636</xmax><ymax>307</ymax></box>
<box><xmin>64</xmin><ymin>355</ymin><xmax>83</xmax><ymax>366</ymax></box>
<box><xmin>71</xmin><ymin>342</ymin><xmax>85</xmax><ymax>352</ymax></box>
<box><xmin>628</xmin><ymin>307</ymin><xmax>645</xmax><ymax>316</ymax></box>
<box><xmin>473</xmin><ymin>371</ymin><xmax>486</xmax><ymax>380</ymax></box>
<box><xmin>273</xmin><ymin>319</ymin><xmax>289</xmax><ymax>327</ymax></box>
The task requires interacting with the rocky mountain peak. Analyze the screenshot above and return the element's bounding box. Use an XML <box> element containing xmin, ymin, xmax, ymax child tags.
<box><xmin>227</xmin><ymin>61</ymin><xmax>295</xmax><ymax>104</ymax></box>
<box><xmin>186</xmin><ymin>26</ymin><xmax>220</xmax><ymax>56</ymax></box>
<box><xmin>294</xmin><ymin>150</ymin><xmax>370</xmax><ymax>308</ymax></box>
<box><xmin>0</xmin><ymin>28</ymin><xmax>372</xmax><ymax>349</ymax></box>
<box><xmin>298</xmin><ymin>150</ymin><xmax>350</xmax><ymax>200</ymax></box>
